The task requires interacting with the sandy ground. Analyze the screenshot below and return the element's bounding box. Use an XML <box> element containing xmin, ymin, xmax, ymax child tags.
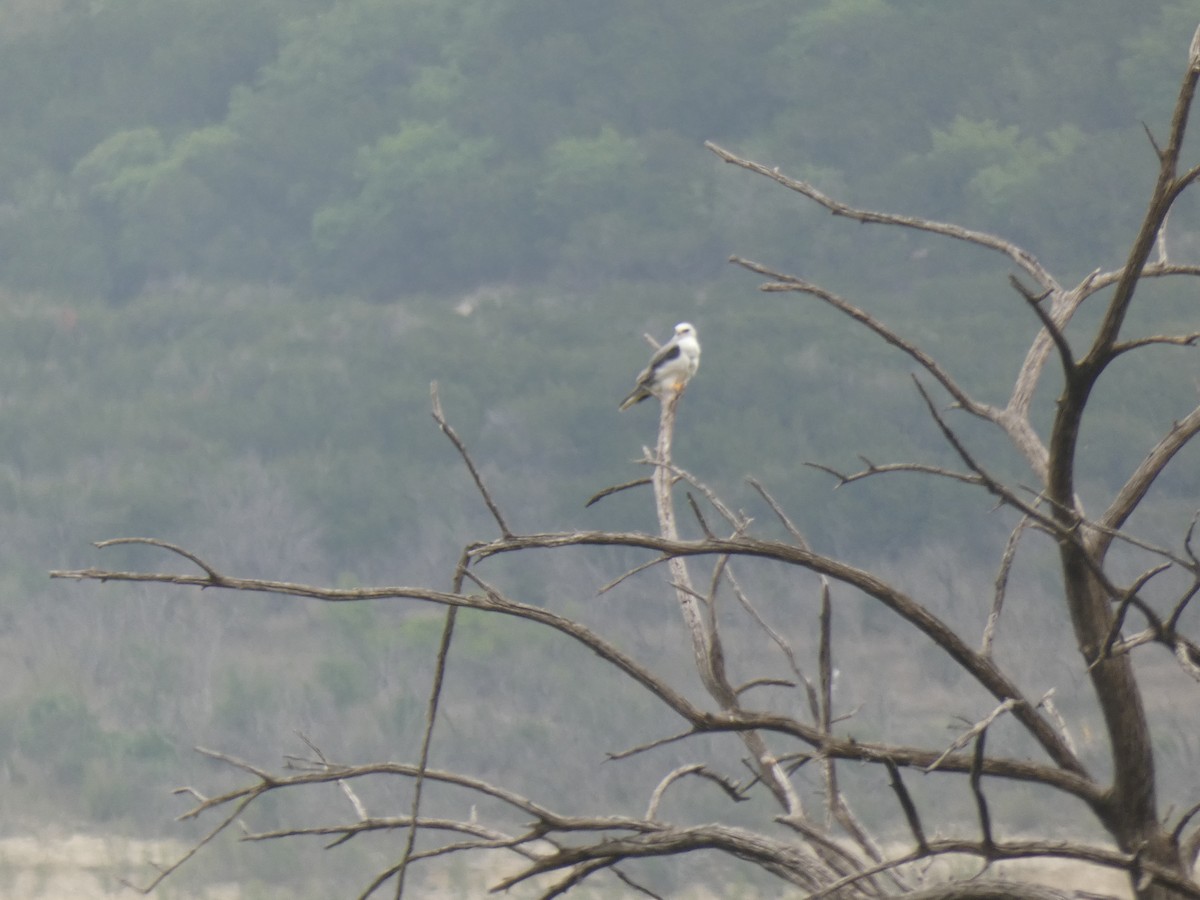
<box><xmin>0</xmin><ymin>834</ymin><xmax>241</xmax><ymax>900</ymax></box>
<box><xmin>0</xmin><ymin>831</ymin><xmax>1138</xmax><ymax>899</ymax></box>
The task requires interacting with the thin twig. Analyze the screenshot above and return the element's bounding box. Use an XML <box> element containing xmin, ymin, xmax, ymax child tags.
<box><xmin>606</xmin><ymin>728</ymin><xmax>698</xmax><ymax>762</ymax></box>
<box><xmin>732</xmin><ymin>254</ymin><xmax>993</xmax><ymax>422</ymax></box>
<box><xmin>747</xmin><ymin>477</ymin><xmax>810</xmax><ymax>549</ymax></box>
<box><xmin>971</xmin><ymin>729</ymin><xmax>995</xmax><ymax>855</ymax></box>
<box><xmin>1166</xmin><ymin>580</ymin><xmax>1200</xmax><ymax>633</ymax></box>
<box><xmin>1112</xmin><ymin>331</ymin><xmax>1200</xmax><ymax>355</ymax></box>
<box><xmin>720</xmin><ymin>563</ymin><xmax>819</xmax><ymax>718</ymax></box>
<box><xmin>984</xmin><ymin>516</ymin><xmax>1033</xmax><ymax>657</ymax></box>
<box><xmin>706</xmin><ymin>141</ymin><xmax>1061</xmax><ymax>293</ymax></box>
<box><xmin>123</xmin><ymin>791</ymin><xmax>264</xmax><ymax>893</ymax></box>
<box><xmin>1098</xmin><ymin>563</ymin><xmax>1172</xmax><ymax>662</ymax></box>
<box><xmin>645</xmin><ymin>764</ymin><xmax>745</xmax><ymax>820</ymax></box>
<box><xmin>1034</xmin><ymin>691</ymin><xmax>1077</xmax><ymax>760</ymax></box>
<box><xmin>431</xmin><ymin>381</ymin><xmax>512</xmax><ymax>537</ymax></box>
<box><xmin>804</xmin><ymin>458</ymin><xmax>985</xmax><ymax>492</ymax></box>
<box><xmin>597</xmin><ymin>554</ymin><xmax>671</xmax><ymax>595</ymax></box>
<box><xmin>94</xmin><ymin>537</ymin><xmax>224</xmax><ymax>581</ymax></box>
<box><xmin>585</xmin><ymin>477</ymin><xmax>651</xmax><ymax>508</ymax></box>
<box><xmin>818</xmin><ymin>580</ymin><xmax>836</xmax><ymax>818</ymax></box>
<box><xmin>926</xmin><ymin>699</ymin><xmax>1017</xmax><ymax>773</ymax></box>
<box><xmin>1009</xmin><ymin>274</ymin><xmax>1075</xmax><ymax>375</ymax></box>
<box><xmin>886</xmin><ymin>760</ymin><xmax>927</xmax><ymax>854</ymax></box>
<box><xmin>394</xmin><ymin>605</ymin><xmax>458</xmax><ymax>898</ymax></box>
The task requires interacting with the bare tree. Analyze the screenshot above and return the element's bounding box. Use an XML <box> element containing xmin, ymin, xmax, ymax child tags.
<box><xmin>53</xmin><ymin>26</ymin><xmax>1200</xmax><ymax>900</ymax></box>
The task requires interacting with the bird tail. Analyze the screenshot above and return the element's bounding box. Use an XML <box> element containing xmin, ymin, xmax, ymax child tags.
<box><xmin>618</xmin><ymin>388</ymin><xmax>650</xmax><ymax>411</ymax></box>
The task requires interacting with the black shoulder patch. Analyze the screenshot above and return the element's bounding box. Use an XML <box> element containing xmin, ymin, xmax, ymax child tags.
<box><xmin>655</xmin><ymin>345</ymin><xmax>682</xmax><ymax>366</ymax></box>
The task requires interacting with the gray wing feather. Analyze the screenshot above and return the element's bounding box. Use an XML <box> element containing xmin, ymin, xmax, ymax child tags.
<box><xmin>642</xmin><ymin>338</ymin><xmax>681</xmax><ymax>380</ymax></box>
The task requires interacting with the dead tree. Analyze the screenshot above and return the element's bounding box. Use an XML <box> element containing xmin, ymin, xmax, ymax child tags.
<box><xmin>52</xmin><ymin>25</ymin><xmax>1200</xmax><ymax>900</ymax></box>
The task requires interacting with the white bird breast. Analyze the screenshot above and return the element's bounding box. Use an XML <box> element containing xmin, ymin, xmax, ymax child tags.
<box><xmin>654</xmin><ymin>332</ymin><xmax>700</xmax><ymax>389</ymax></box>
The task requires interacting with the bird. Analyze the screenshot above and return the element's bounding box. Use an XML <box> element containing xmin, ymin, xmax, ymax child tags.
<box><xmin>618</xmin><ymin>322</ymin><xmax>701</xmax><ymax>411</ymax></box>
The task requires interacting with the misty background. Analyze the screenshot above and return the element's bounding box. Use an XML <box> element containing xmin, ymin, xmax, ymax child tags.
<box><xmin>3</xmin><ymin>1</ymin><xmax>1200</xmax><ymax>896</ymax></box>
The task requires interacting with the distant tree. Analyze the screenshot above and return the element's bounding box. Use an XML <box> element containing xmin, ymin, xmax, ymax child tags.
<box><xmin>55</xmin><ymin>25</ymin><xmax>1200</xmax><ymax>900</ymax></box>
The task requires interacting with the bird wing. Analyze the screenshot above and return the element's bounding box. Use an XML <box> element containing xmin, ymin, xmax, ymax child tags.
<box><xmin>640</xmin><ymin>339</ymin><xmax>682</xmax><ymax>383</ymax></box>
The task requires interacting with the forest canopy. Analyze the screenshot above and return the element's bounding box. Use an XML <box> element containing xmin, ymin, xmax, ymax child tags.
<box><xmin>0</xmin><ymin>0</ymin><xmax>1194</xmax><ymax>300</ymax></box>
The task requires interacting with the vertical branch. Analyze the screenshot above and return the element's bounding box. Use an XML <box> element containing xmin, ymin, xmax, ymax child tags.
<box><xmin>983</xmin><ymin>516</ymin><xmax>1033</xmax><ymax>657</ymax></box>
<box><xmin>1086</xmin><ymin>28</ymin><xmax>1200</xmax><ymax>365</ymax></box>
<box><xmin>815</xmin><ymin>579</ymin><xmax>891</xmax><ymax>877</ymax></box>
<box><xmin>885</xmin><ymin>760</ymin><xmax>928</xmax><ymax>855</ymax></box>
<box><xmin>971</xmin><ymin>729</ymin><xmax>995</xmax><ymax>856</ymax></box>
<box><xmin>431</xmin><ymin>382</ymin><xmax>513</xmax><ymax>538</ymax></box>
<box><xmin>652</xmin><ymin>392</ymin><xmax>799</xmax><ymax>815</ymax></box>
<box><xmin>653</xmin><ymin>392</ymin><xmax>721</xmax><ymax>696</ymax></box>
<box><xmin>396</xmin><ymin>386</ymin><xmax>511</xmax><ymax>896</ymax></box>
<box><xmin>818</xmin><ymin>580</ymin><xmax>837</xmax><ymax>822</ymax></box>
<box><xmin>1043</xmin><ymin>37</ymin><xmax>1200</xmax><ymax>887</ymax></box>
<box><xmin>394</xmin><ymin>604</ymin><xmax>457</xmax><ymax>898</ymax></box>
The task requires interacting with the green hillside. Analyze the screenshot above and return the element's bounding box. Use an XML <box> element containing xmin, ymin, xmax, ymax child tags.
<box><xmin>2</xmin><ymin>1</ymin><xmax>1200</xmax><ymax>896</ymax></box>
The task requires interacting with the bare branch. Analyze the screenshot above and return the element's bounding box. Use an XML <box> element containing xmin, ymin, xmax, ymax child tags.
<box><xmin>1008</xmin><ymin>274</ymin><xmax>1075</xmax><ymax>375</ymax></box>
<box><xmin>910</xmin><ymin>377</ymin><xmax>1065</xmax><ymax>534</ymax></box>
<box><xmin>666</xmin><ymin>461</ymin><xmax>749</xmax><ymax>532</ymax></box>
<box><xmin>970</xmin><ymin>728</ymin><xmax>995</xmax><ymax>855</ymax></box>
<box><xmin>123</xmin><ymin>791</ymin><xmax>262</xmax><ymax>894</ymax></box>
<box><xmin>1174</xmin><ymin>639</ymin><xmax>1200</xmax><ymax>683</ymax></box>
<box><xmin>706</xmin><ymin>141</ymin><xmax>1061</xmax><ymax>293</ymax></box>
<box><xmin>1156</xmin><ymin>208</ymin><xmax>1170</xmax><ymax>264</ymax></box>
<box><xmin>585</xmin><ymin>476</ymin><xmax>650</xmax><ymax>508</ymax></box>
<box><xmin>1098</xmin><ymin>403</ymin><xmax>1200</xmax><ymax>544</ymax></box>
<box><xmin>294</xmin><ymin>732</ymin><xmax>370</xmax><ymax>826</ymax></box>
<box><xmin>983</xmin><ymin>515</ymin><xmax>1033</xmax><ymax>656</ymax></box>
<box><xmin>535</xmin><ymin>858</ymin><xmax>621</xmax><ymax>900</ymax></box>
<box><xmin>746</xmin><ymin>477</ymin><xmax>810</xmax><ymax>549</ymax></box>
<box><xmin>650</xmin><ymin>389</ymin><xmax>801</xmax><ymax>816</ymax></box>
<box><xmin>596</xmin><ymin>553</ymin><xmax>671</xmax><ymax>594</ymax></box>
<box><xmin>719</xmin><ymin>562</ymin><xmax>818</xmax><ymax>718</ymax></box>
<box><xmin>925</xmin><ymin>699</ymin><xmax>1017</xmax><ymax>774</ymax></box>
<box><xmin>1144</xmin><ymin>120</ymin><xmax>1167</xmax><ymax>160</ymax></box>
<box><xmin>488</xmin><ymin>821</ymin><xmax>842</xmax><ymax>893</ymax></box>
<box><xmin>1172</xmin><ymin>799</ymin><xmax>1200</xmax><ymax>848</ymax></box>
<box><xmin>394</xmin><ymin>605</ymin><xmax>458</xmax><ymax>897</ymax></box>
<box><xmin>94</xmin><ymin>536</ymin><xmax>224</xmax><ymax>581</ymax></box>
<box><xmin>1166</xmin><ymin>580</ymin><xmax>1200</xmax><ymax>633</ymax></box>
<box><xmin>606</xmin><ymin>727</ymin><xmax>698</xmax><ymax>763</ymax></box>
<box><xmin>242</xmin><ymin>815</ymin><xmax>516</xmax><ymax>848</ymax></box>
<box><xmin>1098</xmin><ymin>563</ymin><xmax>1172</xmax><ymax>662</ymax></box>
<box><xmin>773</xmin><ymin>813</ymin><xmax>880</xmax><ymax>890</ymax></box>
<box><xmin>56</xmin><ymin>526</ymin><xmax>1093</xmax><ymax>791</ymax></box>
<box><xmin>1037</xmin><ymin>692</ymin><xmax>1078</xmax><ymax>762</ymax></box>
<box><xmin>644</xmin><ymin>764</ymin><xmax>745</xmax><ymax>820</ymax></box>
<box><xmin>817</xmin><ymin>580</ymin><xmax>836</xmax><ymax>809</ymax></box>
<box><xmin>885</xmin><ymin>760</ymin><xmax>927</xmax><ymax>855</ymax></box>
<box><xmin>431</xmin><ymin>381</ymin><xmax>513</xmax><ymax>538</ymax></box>
<box><xmin>1111</xmin><ymin>331</ymin><xmax>1200</xmax><ymax>355</ymax></box>
<box><xmin>1082</xmin><ymin>41</ymin><xmax>1200</xmax><ymax>369</ymax></box>
<box><xmin>609</xmin><ymin>867</ymin><xmax>666</xmax><ymax>900</ymax></box>
<box><xmin>1070</xmin><ymin>261</ymin><xmax>1200</xmax><ymax>296</ymax></box>
<box><xmin>731</xmin><ymin>254</ymin><xmax>994</xmax><ymax>421</ymax></box>
<box><xmin>734</xmin><ymin>677</ymin><xmax>796</xmax><ymax>697</ymax></box>
<box><xmin>805</xmin><ymin>837</ymin><xmax>1200</xmax><ymax>900</ymax></box>
<box><xmin>804</xmin><ymin>457</ymin><xmax>986</xmax><ymax>492</ymax></box>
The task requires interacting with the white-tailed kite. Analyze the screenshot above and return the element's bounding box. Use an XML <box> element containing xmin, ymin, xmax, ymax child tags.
<box><xmin>618</xmin><ymin>322</ymin><xmax>701</xmax><ymax>411</ymax></box>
